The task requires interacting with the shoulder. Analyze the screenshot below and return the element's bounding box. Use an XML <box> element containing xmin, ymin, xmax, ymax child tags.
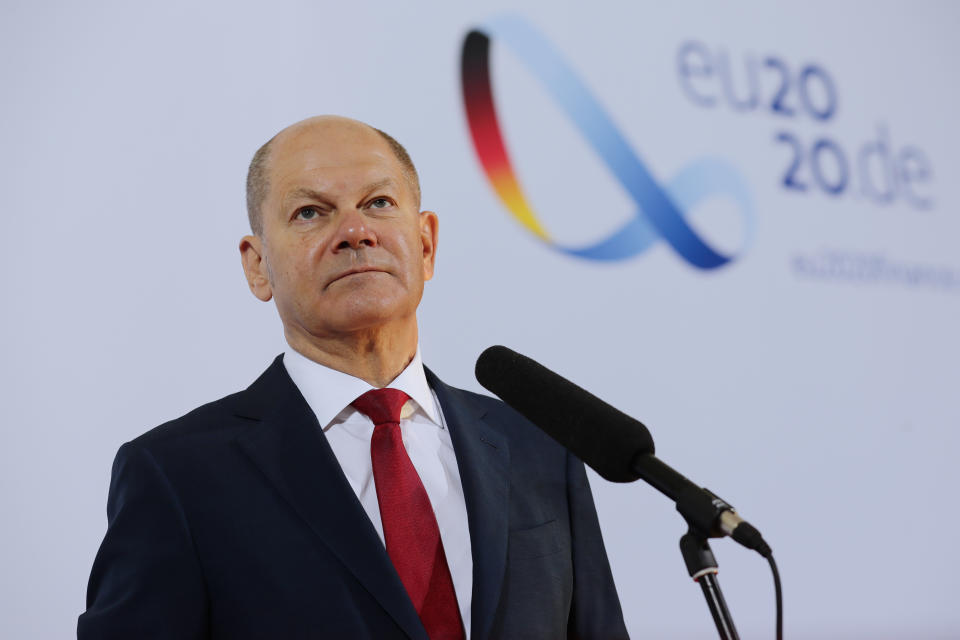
<box><xmin>426</xmin><ymin>367</ymin><xmax>565</xmax><ymax>452</ymax></box>
<box><xmin>130</xmin><ymin>389</ymin><xmax>250</xmax><ymax>449</ymax></box>
<box><xmin>127</xmin><ymin>356</ymin><xmax>287</xmax><ymax>456</ymax></box>
<box><xmin>425</xmin><ymin>365</ymin><xmax>514</xmax><ymax>420</ymax></box>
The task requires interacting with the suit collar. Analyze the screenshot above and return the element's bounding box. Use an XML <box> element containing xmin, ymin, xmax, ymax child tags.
<box><xmin>426</xmin><ymin>368</ymin><xmax>510</xmax><ymax>640</ymax></box>
<box><xmin>233</xmin><ymin>356</ymin><xmax>428</xmax><ymax>640</ymax></box>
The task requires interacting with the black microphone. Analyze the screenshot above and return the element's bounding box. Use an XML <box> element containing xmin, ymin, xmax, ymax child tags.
<box><xmin>475</xmin><ymin>345</ymin><xmax>771</xmax><ymax>557</ymax></box>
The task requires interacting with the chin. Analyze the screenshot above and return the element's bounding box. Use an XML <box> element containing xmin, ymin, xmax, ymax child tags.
<box><xmin>324</xmin><ymin>302</ymin><xmax>412</xmax><ymax>334</ymax></box>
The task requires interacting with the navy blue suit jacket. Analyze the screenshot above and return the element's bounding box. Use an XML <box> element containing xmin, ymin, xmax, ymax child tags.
<box><xmin>79</xmin><ymin>356</ymin><xmax>628</xmax><ymax>639</ymax></box>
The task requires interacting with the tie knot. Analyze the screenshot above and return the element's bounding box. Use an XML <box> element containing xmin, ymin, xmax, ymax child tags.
<box><xmin>352</xmin><ymin>388</ymin><xmax>411</xmax><ymax>425</ymax></box>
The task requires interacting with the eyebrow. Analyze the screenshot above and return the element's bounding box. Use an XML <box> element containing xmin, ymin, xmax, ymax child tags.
<box><xmin>360</xmin><ymin>178</ymin><xmax>396</xmax><ymax>195</ymax></box>
<box><xmin>282</xmin><ymin>179</ymin><xmax>398</xmax><ymax>210</ymax></box>
<box><xmin>282</xmin><ymin>187</ymin><xmax>329</xmax><ymax>209</ymax></box>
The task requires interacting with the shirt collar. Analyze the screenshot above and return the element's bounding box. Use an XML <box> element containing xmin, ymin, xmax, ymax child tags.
<box><xmin>282</xmin><ymin>346</ymin><xmax>441</xmax><ymax>430</ymax></box>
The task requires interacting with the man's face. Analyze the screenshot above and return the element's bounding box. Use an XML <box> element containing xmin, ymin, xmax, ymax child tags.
<box><xmin>240</xmin><ymin>118</ymin><xmax>437</xmax><ymax>344</ymax></box>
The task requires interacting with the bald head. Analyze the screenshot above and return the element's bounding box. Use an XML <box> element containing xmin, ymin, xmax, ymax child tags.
<box><xmin>245</xmin><ymin>116</ymin><xmax>421</xmax><ymax>236</ymax></box>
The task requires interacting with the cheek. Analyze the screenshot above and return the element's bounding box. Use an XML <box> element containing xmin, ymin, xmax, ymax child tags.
<box><xmin>392</xmin><ymin>231</ymin><xmax>425</xmax><ymax>278</ymax></box>
<box><xmin>268</xmin><ymin>241</ymin><xmax>323</xmax><ymax>293</ymax></box>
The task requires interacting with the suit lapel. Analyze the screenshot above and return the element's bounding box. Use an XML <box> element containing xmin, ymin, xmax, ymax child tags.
<box><xmin>427</xmin><ymin>370</ymin><xmax>510</xmax><ymax>640</ymax></box>
<box><xmin>233</xmin><ymin>357</ymin><xmax>428</xmax><ymax>640</ymax></box>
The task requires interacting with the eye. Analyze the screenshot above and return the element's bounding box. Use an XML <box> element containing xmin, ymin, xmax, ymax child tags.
<box><xmin>368</xmin><ymin>197</ymin><xmax>392</xmax><ymax>209</ymax></box>
<box><xmin>294</xmin><ymin>206</ymin><xmax>321</xmax><ymax>221</ymax></box>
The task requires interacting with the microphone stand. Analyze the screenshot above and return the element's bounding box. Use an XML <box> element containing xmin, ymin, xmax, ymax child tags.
<box><xmin>679</xmin><ymin>528</ymin><xmax>740</xmax><ymax>640</ymax></box>
<box><xmin>629</xmin><ymin>456</ymin><xmax>750</xmax><ymax>639</ymax></box>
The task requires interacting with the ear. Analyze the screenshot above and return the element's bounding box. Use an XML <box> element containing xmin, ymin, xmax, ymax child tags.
<box><xmin>419</xmin><ymin>210</ymin><xmax>439</xmax><ymax>281</ymax></box>
<box><xmin>239</xmin><ymin>235</ymin><xmax>273</xmax><ymax>301</ymax></box>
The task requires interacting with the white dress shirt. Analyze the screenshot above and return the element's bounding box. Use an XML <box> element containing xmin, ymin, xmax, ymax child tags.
<box><xmin>283</xmin><ymin>347</ymin><xmax>473</xmax><ymax>637</ymax></box>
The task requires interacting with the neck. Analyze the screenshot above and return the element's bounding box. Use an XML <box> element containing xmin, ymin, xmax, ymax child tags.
<box><xmin>284</xmin><ymin>322</ymin><xmax>419</xmax><ymax>388</ymax></box>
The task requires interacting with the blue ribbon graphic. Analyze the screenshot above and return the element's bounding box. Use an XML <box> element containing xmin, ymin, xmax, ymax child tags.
<box><xmin>482</xmin><ymin>15</ymin><xmax>755</xmax><ymax>269</ymax></box>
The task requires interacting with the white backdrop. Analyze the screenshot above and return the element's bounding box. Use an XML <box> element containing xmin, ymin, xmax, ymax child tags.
<box><xmin>2</xmin><ymin>1</ymin><xmax>958</xmax><ymax>638</ymax></box>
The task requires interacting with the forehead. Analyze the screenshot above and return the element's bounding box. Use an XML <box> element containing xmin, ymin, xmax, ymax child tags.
<box><xmin>268</xmin><ymin>123</ymin><xmax>408</xmax><ymax>199</ymax></box>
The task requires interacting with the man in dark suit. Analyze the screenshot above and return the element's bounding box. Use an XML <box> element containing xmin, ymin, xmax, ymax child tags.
<box><xmin>78</xmin><ymin>116</ymin><xmax>628</xmax><ymax>639</ymax></box>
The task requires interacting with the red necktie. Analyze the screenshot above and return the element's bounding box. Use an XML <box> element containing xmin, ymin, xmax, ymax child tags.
<box><xmin>352</xmin><ymin>388</ymin><xmax>465</xmax><ymax>640</ymax></box>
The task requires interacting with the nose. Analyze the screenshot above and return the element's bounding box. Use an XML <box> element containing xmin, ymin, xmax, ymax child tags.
<box><xmin>332</xmin><ymin>209</ymin><xmax>377</xmax><ymax>252</ymax></box>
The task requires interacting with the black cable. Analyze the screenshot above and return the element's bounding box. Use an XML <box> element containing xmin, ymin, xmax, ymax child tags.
<box><xmin>767</xmin><ymin>553</ymin><xmax>783</xmax><ymax>640</ymax></box>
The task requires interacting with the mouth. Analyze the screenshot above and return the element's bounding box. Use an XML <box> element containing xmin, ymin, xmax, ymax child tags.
<box><xmin>327</xmin><ymin>267</ymin><xmax>388</xmax><ymax>287</ymax></box>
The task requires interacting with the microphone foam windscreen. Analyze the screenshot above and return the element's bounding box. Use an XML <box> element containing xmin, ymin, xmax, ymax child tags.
<box><xmin>475</xmin><ymin>345</ymin><xmax>654</xmax><ymax>482</ymax></box>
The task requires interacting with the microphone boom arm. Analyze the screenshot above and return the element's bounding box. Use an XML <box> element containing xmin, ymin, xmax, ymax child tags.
<box><xmin>631</xmin><ymin>454</ymin><xmax>771</xmax><ymax>557</ymax></box>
